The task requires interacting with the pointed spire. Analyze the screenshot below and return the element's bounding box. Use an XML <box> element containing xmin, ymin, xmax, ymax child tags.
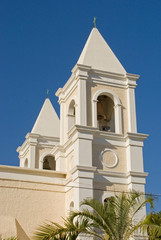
<box><xmin>31</xmin><ymin>98</ymin><xmax>60</xmax><ymax>138</ymax></box>
<box><xmin>77</xmin><ymin>28</ymin><xmax>126</xmax><ymax>75</ymax></box>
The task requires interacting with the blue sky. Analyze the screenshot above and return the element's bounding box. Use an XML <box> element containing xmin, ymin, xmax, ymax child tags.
<box><xmin>0</xmin><ymin>0</ymin><xmax>161</xmax><ymax>211</ymax></box>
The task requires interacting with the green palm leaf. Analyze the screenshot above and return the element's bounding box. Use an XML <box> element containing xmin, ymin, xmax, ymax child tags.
<box><xmin>33</xmin><ymin>191</ymin><xmax>154</xmax><ymax>240</ymax></box>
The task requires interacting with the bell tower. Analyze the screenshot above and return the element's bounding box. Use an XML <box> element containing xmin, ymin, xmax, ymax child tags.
<box><xmin>52</xmin><ymin>27</ymin><xmax>148</xmax><ymax>228</ymax></box>
<box><xmin>17</xmin><ymin>97</ymin><xmax>60</xmax><ymax>171</ymax></box>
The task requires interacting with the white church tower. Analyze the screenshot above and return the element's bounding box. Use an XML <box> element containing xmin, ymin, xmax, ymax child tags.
<box><xmin>14</xmin><ymin>26</ymin><xmax>148</xmax><ymax>239</ymax></box>
<box><xmin>51</xmin><ymin>26</ymin><xmax>148</xmax><ymax>213</ymax></box>
<box><xmin>17</xmin><ymin>26</ymin><xmax>148</xmax><ymax>210</ymax></box>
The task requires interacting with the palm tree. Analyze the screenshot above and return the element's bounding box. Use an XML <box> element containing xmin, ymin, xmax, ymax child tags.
<box><xmin>143</xmin><ymin>211</ymin><xmax>161</xmax><ymax>239</ymax></box>
<box><xmin>33</xmin><ymin>215</ymin><xmax>101</xmax><ymax>240</ymax></box>
<box><xmin>33</xmin><ymin>191</ymin><xmax>154</xmax><ymax>240</ymax></box>
<box><xmin>70</xmin><ymin>191</ymin><xmax>154</xmax><ymax>240</ymax></box>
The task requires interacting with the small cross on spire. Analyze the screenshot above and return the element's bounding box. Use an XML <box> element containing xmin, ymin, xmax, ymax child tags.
<box><xmin>47</xmin><ymin>89</ymin><xmax>49</xmax><ymax>98</ymax></box>
<box><xmin>93</xmin><ymin>17</ymin><xmax>96</xmax><ymax>28</ymax></box>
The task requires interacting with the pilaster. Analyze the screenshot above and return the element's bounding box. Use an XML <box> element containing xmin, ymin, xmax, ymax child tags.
<box><xmin>77</xmin><ymin>79</ymin><xmax>87</xmax><ymax>126</ymax></box>
<box><xmin>73</xmin><ymin>64</ymin><xmax>91</xmax><ymax>127</ymax></box>
<box><xmin>126</xmin><ymin>75</ymin><xmax>139</xmax><ymax>133</ymax></box>
<box><xmin>125</xmin><ymin>133</ymin><xmax>148</xmax><ymax>173</ymax></box>
<box><xmin>60</xmin><ymin>101</ymin><xmax>65</xmax><ymax>145</ymax></box>
<box><xmin>72</xmin><ymin>130</ymin><xmax>93</xmax><ymax>167</ymax></box>
<box><xmin>70</xmin><ymin>166</ymin><xmax>95</xmax><ymax>210</ymax></box>
<box><xmin>28</xmin><ymin>136</ymin><xmax>37</xmax><ymax>168</ymax></box>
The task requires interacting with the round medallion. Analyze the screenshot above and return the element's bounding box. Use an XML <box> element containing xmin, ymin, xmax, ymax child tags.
<box><xmin>100</xmin><ymin>149</ymin><xmax>118</xmax><ymax>168</ymax></box>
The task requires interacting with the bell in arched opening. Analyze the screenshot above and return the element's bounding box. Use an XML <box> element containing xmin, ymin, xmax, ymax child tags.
<box><xmin>97</xmin><ymin>95</ymin><xmax>115</xmax><ymax>132</ymax></box>
<box><xmin>42</xmin><ymin>155</ymin><xmax>56</xmax><ymax>170</ymax></box>
<box><xmin>43</xmin><ymin>158</ymin><xmax>51</xmax><ymax>170</ymax></box>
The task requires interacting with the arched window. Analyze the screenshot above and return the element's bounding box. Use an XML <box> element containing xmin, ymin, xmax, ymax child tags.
<box><xmin>43</xmin><ymin>155</ymin><xmax>56</xmax><ymax>170</ymax></box>
<box><xmin>68</xmin><ymin>100</ymin><xmax>76</xmax><ymax>131</ymax></box>
<box><xmin>97</xmin><ymin>95</ymin><xmax>115</xmax><ymax>132</ymax></box>
<box><xmin>104</xmin><ymin>197</ymin><xmax>109</xmax><ymax>204</ymax></box>
<box><xmin>24</xmin><ymin>158</ymin><xmax>28</xmax><ymax>168</ymax></box>
<box><xmin>93</xmin><ymin>90</ymin><xmax>123</xmax><ymax>134</ymax></box>
<box><xmin>104</xmin><ymin>196</ymin><xmax>114</xmax><ymax>205</ymax></box>
<box><xmin>69</xmin><ymin>201</ymin><xmax>74</xmax><ymax>212</ymax></box>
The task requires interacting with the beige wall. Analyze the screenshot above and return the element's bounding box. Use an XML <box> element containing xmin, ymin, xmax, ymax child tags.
<box><xmin>65</xmin><ymin>187</ymin><xmax>74</xmax><ymax>216</ymax></box>
<box><xmin>93</xmin><ymin>182</ymin><xmax>128</xmax><ymax>200</ymax></box>
<box><xmin>0</xmin><ymin>179</ymin><xmax>65</xmax><ymax>239</ymax></box>
<box><xmin>92</xmin><ymin>142</ymin><xmax>127</xmax><ymax>173</ymax></box>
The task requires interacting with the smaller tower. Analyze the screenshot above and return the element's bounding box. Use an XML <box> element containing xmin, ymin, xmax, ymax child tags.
<box><xmin>17</xmin><ymin>97</ymin><xmax>60</xmax><ymax>170</ymax></box>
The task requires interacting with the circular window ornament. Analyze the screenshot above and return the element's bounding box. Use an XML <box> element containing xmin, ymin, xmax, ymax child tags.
<box><xmin>99</xmin><ymin>149</ymin><xmax>118</xmax><ymax>168</ymax></box>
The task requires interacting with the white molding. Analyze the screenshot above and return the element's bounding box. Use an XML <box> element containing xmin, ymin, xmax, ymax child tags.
<box><xmin>91</xmin><ymin>78</ymin><xmax>127</xmax><ymax>89</ymax></box>
<box><xmin>73</xmin><ymin>63</ymin><xmax>139</xmax><ymax>81</ymax></box>
<box><xmin>17</xmin><ymin>133</ymin><xmax>59</xmax><ymax>154</ymax></box>
<box><xmin>55</xmin><ymin>72</ymin><xmax>75</xmax><ymax>97</ymax></box>
<box><xmin>93</xmin><ymin>89</ymin><xmax>122</xmax><ymax>108</ymax></box>
<box><xmin>70</xmin><ymin>165</ymin><xmax>97</xmax><ymax>175</ymax></box>
<box><xmin>69</xmin><ymin>165</ymin><xmax>148</xmax><ymax>179</ymax></box>
<box><xmin>59</xmin><ymin>83</ymin><xmax>78</xmax><ymax>104</ymax></box>
<box><xmin>0</xmin><ymin>165</ymin><xmax>66</xmax><ymax>185</ymax></box>
<box><xmin>66</xmin><ymin>125</ymin><xmax>148</xmax><ymax>149</ymax></box>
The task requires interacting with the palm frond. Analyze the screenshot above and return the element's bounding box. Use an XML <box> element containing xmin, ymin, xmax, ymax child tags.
<box><xmin>33</xmin><ymin>191</ymin><xmax>154</xmax><ymax>240</ymax></box>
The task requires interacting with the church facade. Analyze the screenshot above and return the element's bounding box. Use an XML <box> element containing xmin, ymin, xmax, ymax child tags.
<box><xmin>0</xmin><ymin>27</ymin><xmax>148</xmax><ymax>239</ymax></box>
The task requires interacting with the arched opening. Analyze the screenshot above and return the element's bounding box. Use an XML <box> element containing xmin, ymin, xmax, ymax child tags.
<box><xmin>97</xmin><ymin>95</ymin><xmax>115</xmax><ymax>132</ymax></box>
<box><xmin>68</xmin><ymin>100</ymin><xmax>76</xmax><ymax>131</ymax></box>
<box><xmin>104</xmin><ymin>196</ymin><xmax>114</xmax><ymax>205</ymax></box>
<box><xmin>43</xmin><ymin>155</ymin><xmax>56</xmax><ymax>170</ymax></box>
<box><xmin>93</xmin><ymin>90</ymin><xmax>123</xmax><ymax>134</ymax></box>
<box><xmin>69</xmin><ymin>201</ymin><xmax>74</xmax><ymax>212</ymax></box>
<box><xmin>24</xmin><ymin>158</ymin><xmax>28</xmax><ymax>168</ymax></box>
<box><xmin>104</xmin><ymin>198</ymin><xmax>109</xmax><ymax>204</ymax></box>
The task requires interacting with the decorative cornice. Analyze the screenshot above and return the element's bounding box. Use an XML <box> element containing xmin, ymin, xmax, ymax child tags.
<box><xmin>127</xmin><ymin>171</ymin><xmax>148</xmax><ymax>178</ymax></box>
<box><xmin>126</xmin><ymin>73</ymin><xmax>140</xmax><ymax>81</ymax></box>
<box><xmin>17</xmin><ymin>133</ymin><xmax>60</xmax><ymax>154</ymax></box>
<box><xmin>65</xmin><ymin>125</ymin><xmax>148</xmax><ymax>150</ymax></box>
<box><xmin>0</xmin><ymin>165</ymin><xmax>66</xmax><ymax>178</ymax></box>
<box><xmin>69</xmin><ymin>165</ymin><xmax>148</xmax><ymax>181</ymax></box>
<box><xmin>72</xmin><ymin>63</ymin><xmax>91</xmax><ymax>74</ymax></box>
<box><xmin>70</xmin><ymin>165</ymin><xmax>97</xmax><ymax>175</ymax></box>
<box><xmin>55</xmin><ymin>72</ymin><xmax>76</xmax><ymax>98</ymax></box>
<box><xmin>56</xmin><ymin>63</ymin><xmax>140</xmax><ymax>102</ymax></box>
<box><xmin>125</xmin><ymin>132</ymin><xmax>149</xmax><ymax>141</ymax></box>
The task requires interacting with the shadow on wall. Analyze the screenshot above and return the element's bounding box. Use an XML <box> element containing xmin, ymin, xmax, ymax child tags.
<box><xmin>15</xmin><ymin>219</ymin><xmax>30</xmax><ymax>240</ymax></box>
